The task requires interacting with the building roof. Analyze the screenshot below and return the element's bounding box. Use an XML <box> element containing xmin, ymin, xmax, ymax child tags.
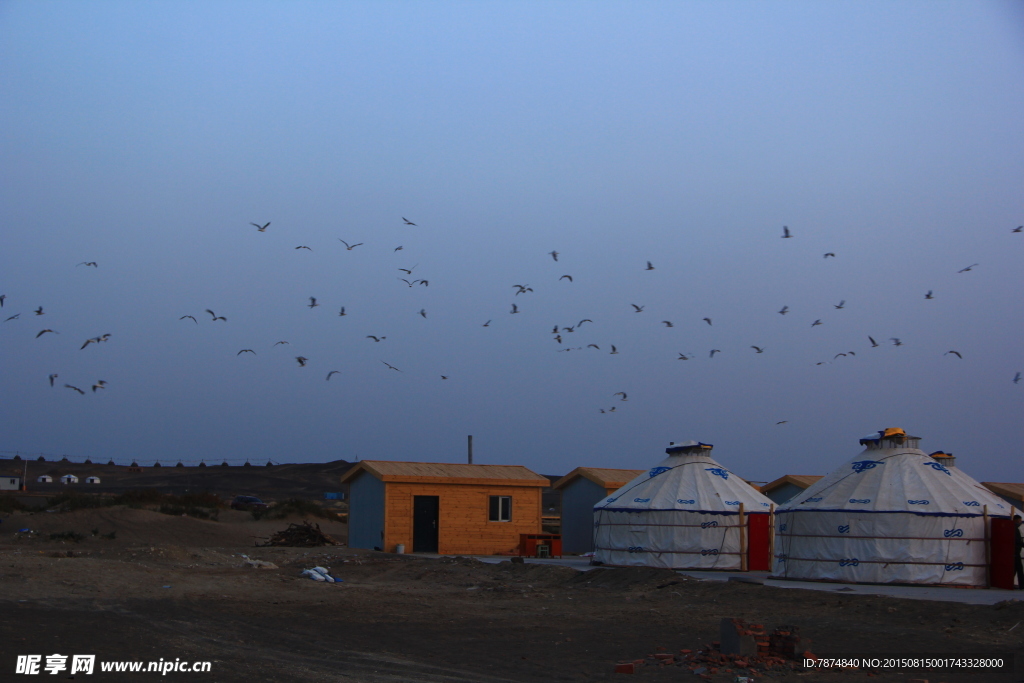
<box><xmin>760</xmin><ymin>474</ymin><xmax>823</xmax><ymax>494</ymax></box>
<box><xmin>982</xmin><ymin>482</ymin><xmax>1024</xmax><ymax>506</ymax></box>
<box><xmin>551</xmin><ymin>467</ymin><xmax>645</xmax><ymax>491</ymax></box>
<box><xmin>340</xmin><ymin>460</ymin><xmax>549</xmax><ymax>487</ymax></box>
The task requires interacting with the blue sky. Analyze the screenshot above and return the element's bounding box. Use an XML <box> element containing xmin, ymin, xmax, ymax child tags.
<box><xmin>1</xmin><ymin>1</ymin><xmax>1021</xmax><ymax>482</ymax></box>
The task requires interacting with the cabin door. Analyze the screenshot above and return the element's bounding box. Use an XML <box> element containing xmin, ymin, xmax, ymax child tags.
<box><xmin>412</xmin><ymin>496</ymin><xmax>440</xmax><ymax>553</ymax></box>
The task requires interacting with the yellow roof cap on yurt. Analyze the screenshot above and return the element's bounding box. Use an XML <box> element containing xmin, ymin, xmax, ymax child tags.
<box><xmin>882</xmin><ymin>427</ymin><xmax>906</xmax><ymax>438</ymax></box>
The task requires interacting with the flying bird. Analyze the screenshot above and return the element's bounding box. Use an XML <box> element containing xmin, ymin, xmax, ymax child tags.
<box><xmin>399</xmin><ymin>278</ymin><xmax>415</xmax><ymax>287</ymax></box>
<box><xmin>250</xmin><ymin>222</ymin><xmax>270</xmax><ymax>232</ymax></box>
<box><xmin>49</xmin><ymin>374</ymin><xmax>58</xmax><ymax>386</ymax></box>
<box><xmin>559</xmin><ymin>275</ymin><xmax>572</xmax><ymax>282</ymax></box>
<box><xmin>179</xmin><ymin>315</ymin><xmax>198</xmax><ymax>324</ymax></box>
<box><xmin>295</xmin><ymin>246</ymin><xmax>312</xmax><ymax>251</ymax></box>
<box><xmin>3</xmin><ymin>314</ymin><xmax>18</xmax><ymax>322</ymax></box>
<box><xmin>869</xmin><ymin>336</ymin><xmax>879</xmax><ymax>347</ymax></box>
<box><xmin>205</xmin><ymin>309</ymin><xmax>226</xmax><ymax>321</ymax></box>
<box><xmin>339</xmin><ymin>240</ymin><xmax>363</xmax><ymax>250</ymax></box>
<box><xmin>35</xmin><ymin>329</ymin><xmax>58</xmax><ymax>338</ymax></box>
<box><xmin>34</xmin><ymin>307</ymin><xmax>43</xmax><ymax>315</ymax></box>
<box><xmin>1013</xmin><ymin>226</ymin><xmax>1022</xmax><ymax>233</ymax></box>
<box><xmin>326</xmin><ymin>371</ymin><xmax>341</xmax><ymax>381</ymax></box>
<box><xmin>608</xmin><ymin>406</ymin><xmax>616</xmax><ymax>412</ymax></box>
<box><xmin>77</xmin><ymin>261</ymin><xmax>98</xmax><ymax>267</ymax></box>
<box><xmin>631</xmin><ymin>304</ymin><xmax>644</xmax><ymax>313</ymax></box>
<box><xmin>677</xmin><ymin>353</ymin><xmax>690</xmax><ymax>360</ymax></box>
<box><xmin>702</xmin><ymin>317</ymin><xmax>712</xmax><ymax>326</ymax></box>
<box><xmin>776</xmin><ymin>421</ymin><xmax>788</xmax><ymax>425</ymax></box>
<box><xmin>381</xmin><ymin>360</ymin><xmax>401</xmax><ymax>372</ymax></box>
<box><xmin>710</xmin><ymin>349</ymin><xmax>721</xmax><ymax>358</ymax></box>
<box><xmin>394</xmin><ymin>246</ymin><xmax>403</xmax><ymax>251</ymax></box>
<box><xmin>925</xmin><ymin>290</ymin><xmax>934</xmax><ymax>300</ymax></box>
<box><xmin>402</xmin><ymin>217</ymin><xmax>416</xmax><ymax>226</ymax></box>
<box><xmin>64</xmin><ymin>384</ymin><xmax>85</xmax><ymax>395</ymax></box>
<box><xmin>957</xmin><ymin>264</ymin><xmax>978</xmax><ymax>273</ymax></box>
<box><xmin>482</xmin><ymin>320</ymin><xmax>491</xmax><ymax>327</ymax></box>
<box><xmin>398</xmin><ymin>266</ymin><xmax>417</xmax><ymax>275</ymax></box>
<box><xmin>510</xmin><ymin>303</ymin><xmax>519</xmax><ymax>314</ymax></box>
<box><xmin>811</xmin><ymin>319</ymin><xmax>822</xmax><ymax>327</ymax></box>
<box><xmin>91</xmin><ymin>380</ymin><xmax>107</xmax><ymax>393</ymax></box>
<box><xmin>945</xmin><ymin>350</ymin><xmax>962</xmax><ymax>359</ymax></box>
<box><xmin>308</xmin><ymin>297</ymin><xmax>319</xmax><ymax>308</ymax></box>
<box><xmin>778</xmin><ymin>306</ymin><xmax>789</xmax><ymax>315</ymax></box>
<box><xmin>554</xmin><ymin>335</ymin><xmax>563</xmax><ymax>344</ymax></box>
<box><xmin>823</xmin><ymin>253</ymin><xmax>835</xmax><ymax>259</ymax></box>
<box><xmin>782</xmin><ymin>225</ymin><xmax>792</xmax><ymax>238</ymax></box>
<box><xmin>751</xmin><ymin>346</ymin><xmax>764</xmax><ymax>353</ymax></box>
<box><xmin>834</xmin><ymin>353</ymin><xmax>847</xmax><ymax>359</ymax></box>
<box><xmin>419</xmin><ymin>309</ymin><xmax>427</xmax><ymax>318</ymax></box>
<box><xmin>577</xmin><ymin>319</ymin><xmax>592</xmax><ymax>327</ymax></box>
<box><xmin>662</xmin><ymin>321</ymin><xmax>674</xmax><ymax>327</ymax></box>
<box><xmin>834</xmin><ymin>300</ymin><xmax>846</xmax><ymax>309</ymax></box>
<box><xmin>588</xmin><ymin>344</ymin><xmax>600</xmax><ymax>350</ymax></box>
<box><xmin>549</xmin><ymin>250</ymin><xmax>559</xmax><ymax>261</ymax></box>
<box><xmin>561</xmin><ymin>325</ymin><xmax>574</xmax><ymax>333</ymax></box>
<box><xmin>645</xmin><ymin>261</ymin><xmax>655</xmax><ymax>270</ymax></box>
<box><xmin>513</xmin><ymin>285</ymin><xmax>533</xmax><ymax>295</ymax></box>
<box><xmin>441</xmin><ymin>375</ymin><xmax>449</xmax><ymax>380</ymax></box>
<box><xmin>415</xmin><ymin>280</ymin><xmax>428</xmax><ymax>287</ymax></box>
<box><xmin>366</xmin><ymin>335</ymin><xmax>385</xmax><ymax>342</ymax></box>
<box><xmin>273</xmin><ymin>341</ymin><xmax>289</xmax><ymax>346</ymax></box>
<box><xmin>891</xmin><ymin>338</ymin><xmax>903</xmax><ymax>346</ymax></box>
<box><xmin>610</xmin><ymin>345</ymin><xmax>619</xmax><ymax>354</ymax></box>
<box><xmin>614</xmin><ymin>392</ymin><xmax>628</xmax><ymax>401</ymax></box>
<box><xmin>1014</xmin><ymin>372</ymin><xmax>1021</xmax><ymax>384</ymax></box>
<box><xmin>237</xmin><ymin>349</ymin><xmax>256</xmax><ymax>355</ymax></box>
<box><xmin>295</xmin><ymin>357</ymin><xmax>308</xmax><ymax>367</ymax></box>
<box><xmin>338</xmin><ymin>307</ymin><xmax>347</xmax><ymax>316</ymax></box>
<box><xmin>0</xmin><ymin>294</ymin><xmax>5</xmax><ymax>307</ymax></box>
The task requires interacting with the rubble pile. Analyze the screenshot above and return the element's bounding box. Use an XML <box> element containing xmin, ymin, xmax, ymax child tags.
<box><xmin>614</xmin><ymin>618</ymin><xmax>817</xmax><ymax>677</ymax></box>
<box><xmin>259</xmin><ymin>521</ymin><xmax>338</xmax><ymax>547</ymax></box>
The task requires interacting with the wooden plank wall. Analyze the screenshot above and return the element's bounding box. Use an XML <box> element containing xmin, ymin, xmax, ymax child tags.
<box><xmin>384</xmin><ymin>483</ymin><xmax>542</xmax><ymax>555</ymax></box>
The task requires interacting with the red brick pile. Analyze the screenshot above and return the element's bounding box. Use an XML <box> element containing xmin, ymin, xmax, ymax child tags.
<box><xmin>614</xmin><ymin>618</ymin><xmax>817</xmax><ymax>676</ymax></box>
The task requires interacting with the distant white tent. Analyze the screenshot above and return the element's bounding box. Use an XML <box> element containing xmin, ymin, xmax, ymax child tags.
<box><xmin>36</xmin><ymin>475</ymin><xmax>52</xmax><ymax>483</ymax></box>
<box><xmin>85</xmin><ymin>476</ymin><xmax>101</xmax><ymax>484</ymax></box>
<box><xmin>773</xmin><ymin>428</ymin><xmax>1013</xmax><ymax>586</ymax></box>
<box><xmin>593</xmin><ymin>441</ymin><xmax>774</xmax><ymax>570</ymax></box>
<box><xmin>59</xmin><ymin>474</ymin><xmax>78</xmax><ymax>484</ymax></box>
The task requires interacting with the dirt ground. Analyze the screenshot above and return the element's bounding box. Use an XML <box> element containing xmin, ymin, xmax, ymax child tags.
<box><xmin>1</xmin><ymin>507</ymin><xmax>1022</xmax><ymax>682</ymax></box>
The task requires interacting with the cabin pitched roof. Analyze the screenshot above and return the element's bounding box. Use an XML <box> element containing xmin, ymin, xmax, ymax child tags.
<box><xmin>760</xmin><ymin>474</ymin><xmax>823</xmax><ymax>494</ymax></box>
<box><xmin>340</xmin><ymin>460</ymin><xmax>549</xmax><ymax>487</ymax></box>
<box><xmin>551</xmin><ymin>467</ymin><xmax>645</xmax><ymax>491</ymax></box>
<box><xmin>982</xmin><ymin>482</ymin><xmax>1024</xmax><ymax>506</ymax></box>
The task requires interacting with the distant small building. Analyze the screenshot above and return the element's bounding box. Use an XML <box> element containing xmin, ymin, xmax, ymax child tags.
<box><xmin>37</xmin><ymin>475</ymin><xmax>53</xmax><ymax>483</ymax></box>
<box><xmin>760</xmin><ymin>475</ymin><xmax>823</xmax><ymax>505</ymax></box>
<box><xmin>982</xmin><ymin>482</ymin><xmax>1024</xmax><ymax>514</ymax></box>
<box><xmin>60</xmin><ymin>474</ymin><xmax>79</xmax><ymax>484</ymax></box>
<box><xmin>85</xmin><ymin>476</ymin><xmax>101</xmax><ymax>484</ymax></box>
<box><xmin>341</xmin><ymin>461</ymin><xmax>548</xmax><ymax>555</ymax></box>
<box><xmin>1</xmin><ymin>476</ymin><xmax>20</xmax><ymax>491</ymax></box>
<box><xmin>552</xmin><ymin>467</ymin><xmax>644</xmax><ymax>554</ymax></box>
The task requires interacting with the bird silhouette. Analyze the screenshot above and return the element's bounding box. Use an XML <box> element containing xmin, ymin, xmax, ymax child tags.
<box><xmin>645</xmin><ymin>261</ymin><xmax>655</xmax><ymax>270</ymax></box>
<box><xmin>703</xmin><ymin>317</ymin><xmax>712</xmax><ymax>326</ymax></box>
<box><xmin>834</xmin><ymin>353</ymin><xmax>847</xmax><ymax>359</ymax></box>
<box><xmin>776</xmin><ymin>420</ymin><xmax>788</xmax><ymax>425</ymax></box>
<box><xmin>925</xmin><ymin>290</ymin><xmax>934</xmax><ymax>300</ymax></box>
<box><xmin>398</xmin><ymin>265</ymin><xmax>417</xmax><ymax>275</ymax></box>
<box><xmin>811</xmin><ymin>319</ymin><xmax>822</xmax><ymax>327</ymax></box>
<box><xmin>308</xmin><ymin>297</ymin><xmax>319</xmax><ymax>308</ymax></box>
<box><xmin>662</xmin><ymin>321</ymin><xmax>674</xmax><ymax>327</ymax></box>
<box><xmin>751</xmin><ymin>346</ymin><xmax>764</xmax><ymax>353</ymax></box>
<box><xmin>1013</xmin><ymin>226</ymin><xmax>1022</xmax><ymax>233</ymax></box>
<box><xmin>339</xmin><ymin>240</ymin><xmax>363</xmax><ymax>250</ymax></box>
<box><xmin>614</xmin><ymin>392</ymin><xmax>628</xmax><ymax>401</ymax></box>
<box><xmin>677</xmin><ymin>353</ymin><xmax>690</xmax><ymax>360</ymax></box>
<box><xmin>0</xmin><ymin>295</ymin><xmax>5</xmax><ymax>307</ymax></box>
<box><xmin>834</xmin><ymin>300</ymin><xmax>845</xmax><ymax>309</ymax></box>
<box><xmin>869</xmin><ymin>336</ymin><xmax>879</xmax><ymax>347</ymax></box>
<box><xmin>77</xmin><ymin>261</ymin><xmax>98</xmax><ymax>267</ymax></box>
<box><xmin>205</xmin><ymin>309</ymin><xmax>226</xmax><ymax>321</ymax></box>
<box><xmin>326</xmin><ymin>371</ymin><xmax>341</xmax><ymax>381</ymax></box>
<box><xmin>34</xmin><ymin>307</ymin><xmax>43</xmax><ymax>315</ymax></box>
<box><xmin>441</xmin><ymin>375</ymin><xmax>449</xmax><ymax>380</ymax></box>
<box><xmin>64</xmin><ymin>384</ymin><xmax>85</xmax><ymax>395</ymax></box>
<box><xmin>91</xmin><ymin>380</ymin><xmax>107</xmax><ymax>392</ymax></box>
<box><xmin>482</xmin><ymin>320</ymin><xmax>491</xmax><ymax>327</ymax></box>
<box><xmin>4</xmin><ymin>314</ymin><xmax>18</xmax><ymax>322</ymax></box>
<box><xmin>295</xmin><ymin>357</ymin><xmax>308</xmax><ymax>367</ymax></box>
<box><xmin>180</xmin><ymin>315</ymin><xmax>198</xmax><ymax>324</ymax></box>
<box><xmin>237</xmin><ymin>349</ymin><xmax>256</xmax><ymax>355</ymax></box>
<box><xmin>415</xmin><ymin>279</ymin><xmax>428</xmax><ymax>287</ymax></box>
<box><xmin>513</xmin><ymin>285</ymin><xmax>533</xmax><ymax>295</ymax></box>
<box><xmin>779</xmin><ymin>306</ymin><xmax>789</xmax><ymax>315</ymax></box>
<box><xmin>588</xmin><ymin>344</ymin><xmax>600</xmax><ymax>350</ymax></box>
<box><xmin>631</xmin><ymin>304</ymin><xmax>644</xmax><ymax>313</ymax></box>
<box><xmin>394</xmin><ymin>246</ymin><xmax>403</xmax><ymax>251</ymax></box>
<box><xmin>823</xmin><ymin>253</ymin><xmax>835</xmax><ymax>259</ymax></box>
<box><xmin>891</xmin><ymin>338</ymin><xmax>903</xmax><ymax>346</ymax></box>
<box><xmin>577</xmin><ymin>319</ymin><xmax>593</xmax><ymax>327</ymax></box>
<box><xmin>945</xmin><ymin>350</ymin><xmax>962</xmax><ymax>359</ymax></box>
<box><xmin>366</xmin><ymin>335</ymin><xmax>385</xmax><ymax>342</ymax></box>
<box><xmin>49</xmin><ymin>374</ymin><xmax>58</xmax><ymax>386</ymax></box>
<box><xmin>338</xmin><ymin>307</ymin><xmax>347</xmax><ymax>316</ymax></box>
<box><xmin>710</xmin><ymin>349</ymin><xmax>721</xmax><ymax>358</ymax></box>
<box><xmin>35</xmin><ymin>329</ymin><xmax>58</xmax><ymax>338</ymax></box>
<box><xmin>559</xmin><ymin>275</ymin><xmax>572</xmax><ymax>282</ymax></box>
<box><xmin>549</xmin><ymin>250</ymin><xmax>559</xmax><ymax>261</ymax></box>
<box><xmin>295</xmin><ymin>246</ymin><xmax>312</xmax><ymax>251</ymax></box>
<box><xmin>250</xmin><ymin>222</ymin><xmax>270</xmax><ymax>232</ymax></box>
<box><xmin>957</xmin><ymin>264</ymin><xmax>978</xmax><ymax>273</ymax></box>
<box><xmin>402</xmin><ymin>217</ymin><xmax>416</xmax><ymax>226</ymax></box>
<box><xmin>399</xmin><ymin>278</ymin><xmax>414</xmax><ymax>287</ymax></box>
<box><xmin>1014</xmin><ymin>372</ymin><xmax>1022</xmax><ymax>384</ymax></box>
<box><xmin>273</xmin><ymin>341</ymin><xmax>289</xmax><ymax>346</ymax></box>
<box><xmin>382</xmin><ymin>360</ymin><xmax>402</xmax><ymax>372</ymax></box>
<box><xmin>782</xmin><ymin>226</ymin><xmax>792</xmax><ymax>238</ymax></box>
<box><xmin>510</xmin><ymin>303</ymin><xmax>519</xmax><ymax>314</ymax></box>
<box><xmin>562</xmin><ymin>325</ymin><xmax>574</xmax><ymax>333</ymax></box>
<box><xmin>610</xmin><ymin>345</ymin><xmax>619</xmax><ymax>354</ymax></box>
<box><xmin>419</xmin><ymin>309</ymin><xmax>427</xmax><ymax>318</ymax></box>
<box><xmin>554</xmin><ymin>335</ymin><xmax>563</xmax><ymax>344</ymax></box>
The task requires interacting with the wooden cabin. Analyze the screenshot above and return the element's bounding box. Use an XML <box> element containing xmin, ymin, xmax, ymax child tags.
<box><xmin>760</xmin><ymin>474</ymin><xmax>822</xmax><ymax>505</ymax></box>
<box><xmin>551</xmin><ymin>467</ymin><xmax>644</xmax><ymax>554</ymax></box>
<box><xmin>341</xmin><ymin>461</ymin><xmax>549</xmax><ymax>555</ymax></box>
<box><xmin>982</xmin><ymin>482</ymin><xmax>1024</xmax><ymax>514</ymax></box>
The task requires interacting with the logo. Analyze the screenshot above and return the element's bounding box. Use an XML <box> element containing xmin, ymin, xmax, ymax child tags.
<box><xmin>776</xmin><ymin>553</ymin><xmax>787</xmax><ymax>562</ymax></box>
<box><xmin>779</xmin><ymin>523</ymin><xmax>788</xmax><ymax>531</ymax></box>
<box><xmin>627</xmin><ymin>546</ymin><xmax>645</xmax><ymax>553</ymax></box>
<box><xmin>944</xmin><ymin>562</ymin><xmax>964</xmax><ymax>571</ymax></box>
<box><xmin>725</xmin><ymin>500</ymin><xmax>740</xmax><ymax>506</ymax></box>
<box><xmin>962</xmin><ymin>501</ymin><xmax>979</xmax><ymax>507</ymax></box>
<box><xmin>677</xmin><ymin>499</ymin><xmax>695</xmax><ymax>504</ymax></box>
<box><xmin>700</xmin><ymin>548</ymin><xmax>720</xmax><ymax>556</ymax></box>
<box><xmin>849</xmin><ymin>499</ymin><xmax>870</xmax><ymax>504</ymax></box>
<box><xmin>705</xmin><ymin>467</ymin><xmax>729</xmax><ymax>479</ymax></box>
<box><xmin>633</xmin><ymin>498</ymin><xmax>650</xmax><ymax>503</ymax></box>
<box><xmin>943</xmin><ymin>529</ymin><xmax>964</xmax><ymax>538</ymax></box>
<box><xmin>907</xmin><ymin>499</ymin><xmax>930</xmax><ymax>505</ymax></box>
<box><xmin>851</xmin><ymin>460</ymin><xmax>883</xmax><ymax>473</ymax></box>
<box><xmin>839</xmin><ymin>558</ymin><xmax>860</xmax><ymax>567</ymax></box>
<box><xmin>606</xmin><ymin>496</ymin><xmax>619</xmax><ymax>503</ymax></box>
<box><xmin>648</xmin><ymin>466</ymin><xmax>670</xmax><ymax>477</ymax></box>
<box><xmin>700</xmin><ymin>520</ymin><xmax>719</xmax><ymax>529</ymax></box>
<box><xmin>838</xmin><ymin>525</ymin><xmax>850</xmax><ymax>534</ymax></box>
<box><xmin>805</xmin><ymin>497</ymin><xmax>822</xmax><ymax>503</ymax></box>
<box><xmin>923</xmin><ymin>461</ymin><xmax>952</xmax><ymax>476</ymax></box>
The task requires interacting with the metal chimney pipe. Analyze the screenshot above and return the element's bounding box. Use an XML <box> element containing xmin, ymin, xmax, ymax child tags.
<box><xmin>468</xmin><ymin>435</ymin><xmax>473</xmax><ymax>464</ymax></box>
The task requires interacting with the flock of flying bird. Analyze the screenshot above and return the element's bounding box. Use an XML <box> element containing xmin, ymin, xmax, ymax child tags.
<box><xmin>4</xmin><ymin>221</ymin><xmax>1022</xmax><ymax>418</ymax></box>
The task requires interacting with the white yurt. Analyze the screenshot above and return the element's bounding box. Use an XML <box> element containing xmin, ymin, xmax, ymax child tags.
<box><xmin>773</xmin><ymin>428</ymin><xmax>1013</xmax><ymax>586</ymax></box>
<box><xmin>59</xmin><ymin>474</ymin><xmax>78</xmax><ymax>484</ymax></box>
<box><xmin>593</xmin><ymin>441</ymin><xmax>775</xmax><ymax>570</ymax></box>
<box><xmin>36</xmin><ymin>475</ymin><xmax>53</xmax><ymax>483</ymax></box>
<box><xmin>85</xmin><ymin>476</ymin><xmax>101</xmax><ymax>484</ymax></box>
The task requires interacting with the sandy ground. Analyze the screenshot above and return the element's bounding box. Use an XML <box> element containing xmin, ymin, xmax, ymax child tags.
<box><xmin>1</xmin><ymin>506</ymin><xmax>1022</xmax><ymax>682</ymax></box>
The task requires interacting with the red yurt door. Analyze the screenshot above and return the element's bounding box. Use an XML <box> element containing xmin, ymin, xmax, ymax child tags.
<box><xmin>746</xmin><ymin>513</ymin><xmax>772</xmax><ymax>571</ymax></box>
<box><xmin>990</xmin><ymin>517</ymin><xmax>1016</xmax><ymax>590</ymax></box>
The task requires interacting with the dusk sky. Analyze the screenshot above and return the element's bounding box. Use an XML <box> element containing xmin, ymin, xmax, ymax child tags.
<box><xmin>1</xmin><ymin>1</ymin><xmax>1021</xmax><ymax>483</ymax></box>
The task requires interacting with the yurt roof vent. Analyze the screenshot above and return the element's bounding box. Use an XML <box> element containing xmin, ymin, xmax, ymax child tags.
<box><xmin>929</xmin><ymin>451</ymin><xmax>955</xmax><ymax>468</ymax></box>
<box><xmin>859</xmin><ymin>427</ymin><xmax>920</xmax><ymax>450</ymax></box>
<box><xmin>665</xmin><ymin>440</ymin><xmax>713</xmax><ymax>455</ymax></box>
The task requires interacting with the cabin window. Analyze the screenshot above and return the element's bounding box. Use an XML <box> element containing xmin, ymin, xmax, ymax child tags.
<box><xmin>489</xmin><ymin>495</ymin><xmax>512</xmax><ymax>522</ymax></box>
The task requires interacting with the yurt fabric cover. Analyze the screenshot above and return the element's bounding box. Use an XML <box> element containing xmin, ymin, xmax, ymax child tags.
<box><xmin>774</xmin><ymin>432</ymin><xmax>1012</xmax><ymax>586</ymax></box>
<box><xmin>593</xmin><ymin>443</ymin><xmax>773</xmax><ymax>569</ymax></box>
